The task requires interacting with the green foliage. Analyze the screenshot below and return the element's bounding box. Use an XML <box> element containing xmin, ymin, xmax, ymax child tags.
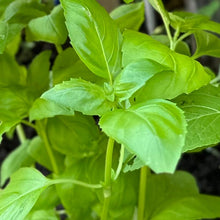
<box><xmin>42</xmin><ymin>78</ymin><xmax>115</xmax><ymax>116</ymax></box>
<box><xmin>0</xmin><ymin>0</ymin><xmax>220</xmax><ymax>219</ymax></box>
<box><xmin>122</xmin><ymin>30</ymin><xmax>211</xmax><ymax>101</ymax></box>
<box><xmin>174</xmin><ymin>84</ymin><xmax>220</xmax><ymax>152</ymax></box>
<box><xmin>0</xmin><ymin>168</ymin><xmax>51</xmax><ymax>220</ymax></box>
<box><xmin>100</xmin><ymin>99</ymin><xmax>186</xmax><ymax>173</ymax></box>
<box><xmin>60</xmin><ymin>0</ymin><xmax>122</xmax><ymax>80</ymax></box>
<box><xmin>145</xmin><ymin>171</ymin><xmax>220</xmax><ymax>220</ymax></box>
<box><xmin>110</xmin><ymin>2</ymin><xmax>145</xmax><ymax>31</ymax></box>
<box><xmin>0</xmin><ymin>140</ymin><xmax>34</xmax><ymax>186</ymax></box>
<box><xmin>26</xmin><ymin>5</ymin><xmax>67</xmax><ymax>44</ymax></box>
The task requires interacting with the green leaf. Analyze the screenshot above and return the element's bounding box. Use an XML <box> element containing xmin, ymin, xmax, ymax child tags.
<box><xmin>27</xmin><ymin>136</ymin><xmax>65</xmax><ymax>172</ymax></box>
<box><xmin>27</xmin><ymin>51</ymin><xmax>51</xmax><ymax>98</ymax></box>
<box><xmin>174</xmin><ymin>84</ymin><xmax>220</xmax><ymax>152</ymax></box>
<box><xmin>110</xmin><ymin>2</ymin><xmax>145</xmax><ymax>31</ymax></box>
<box><xmin>122</xmin><ymin>30</ymin><xmax>211</xmax><ymax>101</ymax></box>
<box><xmin>46</xmin><ymin>114</ymin><xmax>100</xmax><ymax>157</ymax></box>
<box><xmin>2</xmin><ymin>0</ymin><xmax>47</xmax><ymax>24</ymax></box>
<box><xmin>41</xmin><ymin>78</ymin><xmax>114</xmax><ymax>116</ymax></box>
<box><xmin>56</xmin><ymin>158</ymin><xmax>99</xmax><ymax>219</ymax></box>
<box><xmin>0</xmin><ymin>21</ymin><xmax>8</xmax><ymax>54</ymax></box>
<box><xmin>29</xmin><ymin>98</ymin><xmax>75</xmax><ymax>121</ymax></box>
<box><xmin>0</xmin><ymin>120</ymin><xmax>20</xmax><ymax>143</ymax></box>
<box><xmin>25</xmin><ymin>186</ymin><xmax>60</xmax><ymax>220</ymax></box>
<box><xmin>25</xmin><ymin>209</ymin><xmax>59</xmax><ymax>220</ymax></box>
<box><xmin>169</xmin><ymin>11</ymin><xmax>220</xmax><ymax>34</ymax></box>
<box><xmin>145</xmin><ymin>171</ymin><xmax>220</xmax><ymax>220</ymax></box>
<box><xmin>151</xmin><ymin>34</ymin><xmax>191</xmax><ymax>56</ymax></box>
<box><xmin>114</xmin><ymin>59</ymin><xmax>171</xmax><ymax>101</ymax></box>
<box><xmin>0</xmin><ymin>86</ymin><xmax>33</xmax><ymax>121</ymax></box>
<box><xmin>60</xmin><ymin>0</ymin><xmax>122</xmax><ymax>80</ymax></box>
<box><xmin>52</xmin><ymin>48</ymin><xmax>104</xmax><ymax>86</ymax></box>
<box><xmin>192</xmin><ymin>31</ymin><xmax>220</xmax><ymax>59</ymax></box>
<box><xmin>0</xmin><ymin>53</ymin><xmax>26</xmax><ymax>86</ymax></box>
<box><xmin>26</xmin><ymin>5</ymin><xmax>67</xmax><ymax>44</ymax></box>
<box><xmin>0</xmin><ymin>0</ymin><xmax>14</xmax><ymax>16</ymax></box>
<box><xmin>0</xmin><ymin>140</ymin><xmax>34</xmax><ymax>186</ymax></box>
<box><xmin>0</xmin><ymin>168</ymin><xmax>51</xmax><ymax>220</ymax></box>
<box><xmin>100</xmin><ymin>99</ymin><xmax>187</xmax><ymax>173</ymax></box>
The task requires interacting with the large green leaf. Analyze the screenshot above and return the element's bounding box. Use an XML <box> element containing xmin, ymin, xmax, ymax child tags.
<box><xmin>122</xmin><ymin>30</ymin><xmax>211</xmax><ymax>101</ymax></box>
<box><xmin>174</xmin><ymin>84</ymin><xmax>220</xmax><ymax>152</ymax></box>
<box><xmin>192</xmin><ymin>30</ymin><xmax>220</xmax><ymax>59</ymax></box>
<box><xmin>110</xmin><ymin>2</ymin><xmax>144</xmax><ymax>31</ymax></box>
<box><xmin>0</xmin><ymin>140</ymin><xmax>34</xmax><ymax>186</ymax></box>
<box><xmin>52</xmin><ymin>48</ymin><xmax>104</xmax><ymax>86</ymax></box>
<box><xmin>0</xmin><ymin>168</ymin><xmax>51</xmax><ymax>220</ymax></box>
<box><xmin>29</xmin><ymin>98</ymin><xmax>75</xmax><ymax>121</ymax></box>
<box><xmin>100</xmin><ymin>99</ymin><xmax>187</xmax><ymax>173</ymax></box>
<box><xmin>145</xmin><ymin>171</ymin><xmax>220</xmax><ymax>220</ymax></box>
<box><xmin>27</xmin><ymin>50</ymin><xmax>51</xmax><ymax>98</ymax></box>
<box><xmin>60</xmin><ymin>0</ymin><xmax>122</xmax><ymax>80</ymax></box>
<box><xmin>2</xmin><ymin>0</ymin><xmax>47</xmax><ymax>24</ymax></box>
<box><xmin>169</xmin><ymin>11</ymin><xmax>220</xmax><ymax>34</ymax></box>
<box><xmin>26</xmin><ymin>5</ymin><xmax>67</xmax><ymax>44</ymax></box>
<box><xmin>41</xmin><ymin>78</ymin><xmax>114</xmax><ymax>116</ymax></box>
<box><xmin>46</xmin><ymin>114</ymin><xmax>100</xmax><ymax>157</ymax></box>
<box><xmin>114</xmin><ymin>59</ymin><xmax>171</xmax><ymax>101</ymax></box>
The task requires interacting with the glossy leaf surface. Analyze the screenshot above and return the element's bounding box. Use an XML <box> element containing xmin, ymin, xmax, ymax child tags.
<box><xmin>122</xmin><ymin>30</ymin><xmax>211</xmax><ymax>101</ymax></box>
<box><xmin>114</xmin><ymin>59</ymin><xmax>171</xmax><ymax>101</ymax></box>
<box><xmin>42</xmin><ymin>78</ymin><xmax>114</xmax><ymax>116</ymax></box>
<box><xmin>174</xmin><ymin>84</ymin><xmax>220</xmax><ymax>152</ymax></box>
<box><xmin>100</xmin><ymin>99</ymin><xmax>187</xmax><ymax>173</ymax></box>
<box><xmin>61</xmin><ymin>0</ymin><xmax>122</xmax><ymax>80</ymax></box>
<box><xmin>0</xmin><ymin>168</ymin><xmax>51</xmax><ymax>220</ymax></box>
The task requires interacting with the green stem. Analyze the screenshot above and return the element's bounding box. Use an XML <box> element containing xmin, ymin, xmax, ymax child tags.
<box><xmin>114</xmin><ymin>144</ymin><xmax>125</xmax><ymax>181</ymax></box>
<box><xmin>154</xmin><ymin>0</ymin><xmax>172</xmax><ymax>45</ymax></box>
<box><xmin>51</xmin><ymin>179</ymin><xmax>103</xmax><ymax>189</ymax></box>
<box><xmin>16</xmin><ymin>124</ymin><xmax>26</xmax><ymax>144</ymax></box>
<box><xmin>36</xmin><ymin>121</ymin><xmax>59</xmax><ymax>174</ymax></box>
<box><xmin>55</xmin><ymin>44</ymin><xmax>63</xmax><ymax>54</ymax></box>
<box><xmin>175</xmin><ymin>31</ymin><xmax>192</xmax><ymax>46</ymax></box>
<box><xmin>171</xmin><ymin>26</ymin><xmax>180</xmax><ymax>50</ymax></box>
<box><xmin>21</xmin><ymin>120</ymin><xmax>36</xmax><ymax>129</ymax></box>
<box><xmin>138</xmin><ymin>166</ymin><xmax>149</xmax><ymax>220</ymax></box>
<box><xmin>101</xmin><ymin>137</ymin><xmax>115</xmax><ymax>220</ymax></box>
